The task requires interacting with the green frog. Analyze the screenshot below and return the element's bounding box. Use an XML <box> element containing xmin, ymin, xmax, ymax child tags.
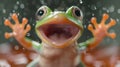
<box><xmin>4</xmin><ymin>6</ymin><xmax>116</xmax><ymax>67</ymax></box>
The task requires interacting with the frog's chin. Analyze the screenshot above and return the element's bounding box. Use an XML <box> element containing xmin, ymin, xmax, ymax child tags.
<box><xmin>37</xmin><ymin>23</ymin><xmax>81</xmax><ymax>48</ymax></box>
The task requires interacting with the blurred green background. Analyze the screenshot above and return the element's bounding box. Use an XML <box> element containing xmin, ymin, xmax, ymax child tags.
<box><xmin>0</xmin><ymin>0</ymin><xmax>119</xmax><ymax>47</ymax></box>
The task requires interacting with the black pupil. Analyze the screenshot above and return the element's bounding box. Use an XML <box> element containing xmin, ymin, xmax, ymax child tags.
<box><xmin>75</xmin><ymin>9</ymin><xmax>81</xmax><ymax>17</ymax></box>
<box><xmin>38</xmin><ymin>9</ymin><xmax>44</xmax><ymax>16</ymax></box>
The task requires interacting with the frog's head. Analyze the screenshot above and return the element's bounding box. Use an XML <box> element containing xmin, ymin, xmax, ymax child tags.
<box><xmin>35</xmin><ymin>6</ymin><xmax>83</xmax><ymax>48</ymax></box>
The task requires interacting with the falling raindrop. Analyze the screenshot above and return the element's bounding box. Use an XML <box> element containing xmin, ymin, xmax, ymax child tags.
<box><xmin>84</xmin><ymin>25</ymin><xmax>87</xmax><ymax>28</ymax></box>
<box><xmin>106</xmin><ymin>9</ymin><xmax>110</xmax><ymax>13</ymax></box>
<box><xmin>16</xmin><ymin>1</ymin><xmax>20</xmax><ymax>5</ymax></box>
<box><xmin>41</xmin><ymin>0</ymin><xmax>46</xmax><ymax>5</ymax></box>
<box><xmin>79</xmin><ymin>0</ymin><xmax>83</xmax><ymax>4</ymax></box>
<box><xmin>12</xmin><ymin>10</ymin><xmax>15</xmax><ymax>13</ymax></box>
<box><xmin>2</xmin><ymin>9</ymin><xmax>6</xmax><ymax>14</ymax></box>
<box><xmin>117</xmin><ymin>9</ymin><xmax>120</xmax><ymax>14</ymax></box>
<box><xmin>3</xmin><ymin>17</ymin><xmax>6</xmax><ymax>20</ymax></box>
<box><xmin>32</xmin><ymin>24</ymin><xmax>35</xmax><ymax>26</ymax></box>
<box><xmin>91</xmin><ymin>5</ymin><xmax>97</xmax><ymax>10</ymax></box>
<box><xmin>20</xmin><ymin>3</ymin><xmax>25</xmax><ymax>9</ymax></box>
<box><xmin>116</xmin><ymin>18</ymin><xmax>119</xmax><ymax>22</ymax></box>
<box><xmin>92</xmin><ymin>13</ymin><xmax>95</xmax><ymax>16</ymax></box>
<box><xmin>27</xmin><ymin>33</ymin><xmax>31</xmax><ymax>36</ymax></box>
<box><xmin>116</xmin><ymin>18</ymin><xmax>120</xmax><ymax>24</ymax></box>
<box><xmin>14</xmin><ymin>5</ymin><xmax>18</xmax><ymax>10</ymax></box>
<box><xmin>108</xmin><ymin>6</ymin><xmax>115</xmax><ymax>13</ymax></box>
<box><xmin>102</xmin><ymin>7</ymin><xmax>107</xmax><ymax>11</ymax></box>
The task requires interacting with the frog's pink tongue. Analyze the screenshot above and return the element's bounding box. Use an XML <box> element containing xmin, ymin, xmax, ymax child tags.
<box><xmin>48</xmin><ymin>33</ymin><xmax>69</xmax><ymax>45</ymax></box>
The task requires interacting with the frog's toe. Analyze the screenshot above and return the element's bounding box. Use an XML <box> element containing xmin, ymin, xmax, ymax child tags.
<box><xmin>102</xmin><ymin>13</ymin><xmax>109</xmax><ymax>23</ymax></box>
<box><xmin>106</xmin><ymin>19</ymin><xmax>116</xmax><ymax>29</ymax></box>
<box><xmin>22</xmin><ymin>18</ymin><xmax>28</xmax><ymax>26</ymax></box>
<box><xmin>11</xmin><ymin>13</ymin><xmax>19</xmax><ymax>24</ymax></box>
<box><xmin>4</xmin><ymin>19</ymin><xmax>13</xmax><ymax>29</ymax></box>
<box><xmin>107</xmin><ymin>32</ymin><xmax>116</xmax><ymax>39</ymax></box>
<box><xmin>88</xmin><ymin>24</ymin><xmax>94</xmax><ymax>33</ymax></box>
<box><xmin>4</xmin><ymin>32</ymin><xmax>14</xmax><ymax>39</ymax></box>
<box><xmin>91</xmin><ymin>17</ymin><xmax>98</xmax><ymax>28</ymax></box>
<box><xmin>24</xmin><ymin>24</ymin><xmax>31</xmax><ymax>34</ymax></box>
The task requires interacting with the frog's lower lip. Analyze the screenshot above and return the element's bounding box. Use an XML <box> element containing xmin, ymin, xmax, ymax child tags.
<box><xmin>38</xmin><ymin>23</ymin><xmax>81</xmax><ymax>48</ymax></box>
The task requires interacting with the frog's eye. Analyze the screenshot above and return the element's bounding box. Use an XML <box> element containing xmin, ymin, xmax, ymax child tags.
<box><xmin>36</xmin><ymin>6</ymin><xmax>49</xmax><ymax>21</ymax></box>
<box><xmin>72</xmin><ymin>7</ymin><xmax>83</xmax><ymax>20</ymax></box>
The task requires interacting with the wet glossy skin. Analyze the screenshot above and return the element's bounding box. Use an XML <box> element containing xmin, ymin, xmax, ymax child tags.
<box><xmin>4</xmin><ymin>6</ymin><xmax>116</xmax><ymax>67</ymax></box>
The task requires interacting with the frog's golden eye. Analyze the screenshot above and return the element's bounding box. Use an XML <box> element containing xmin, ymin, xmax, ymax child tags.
<box><xmin>72</xmin><ymin>7</ymin><xmax>83</xmax><ymax>20</ymax></box>
<box><xmin>36</xmin><ymin>6</ymin><xmax>47</xmax><ymax>21</ymax></box>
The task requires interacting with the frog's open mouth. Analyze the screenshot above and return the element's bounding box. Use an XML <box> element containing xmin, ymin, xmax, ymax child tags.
<box><xmin>38</xmin><ymin>23</ymin><xmax>81</xmax><ymax>48</ymax></box>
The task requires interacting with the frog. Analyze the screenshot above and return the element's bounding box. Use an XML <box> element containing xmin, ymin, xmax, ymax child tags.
<box><xmin>4</xmin><ymin>6</ymin><xmax>116</xmax><ymax>67</ymax></box>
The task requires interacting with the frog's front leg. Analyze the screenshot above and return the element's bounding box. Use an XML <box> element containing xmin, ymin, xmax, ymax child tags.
<box><xmin>87</xmin><ymin>13</ymin><xmax>116</xmax><ymax>49</ymax></box>
<box><xmin>79</xmin><ymin>13</ymin><xmax>116</xmax><ymax>50</ymax></box>
<box><xmin>4</xmin><ymin>13</ymin><xmax>33</xmax><ymax>49</ymax></box>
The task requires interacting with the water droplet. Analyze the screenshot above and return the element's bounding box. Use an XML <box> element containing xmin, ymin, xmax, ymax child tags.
<box><xmin>79</xmin><ymin>0</ymin><xmax>83</xmax><ymax>4</ymax></box>
<box><xmin>116</xmin><ymin>18</ymin><xmax>119</xmax><ymax>22</ymax></box>
<box><xmin>92</xmin><ymin>13</ymin><xmax>95</xmax><ymax>16</ymax></box>
<box><xmin>9</xmin><ymin>13</ymin><xmax>12</xmax><ymax>16</ymax></box>
<box><xmin>2</xmin><ymin>9</ymin><xmax>6</xmax><ymax>14</ymax></box>
<box><xmin>41</xmin><ymin>0</ymin><xmax>46</xmax><ymax>5</ymax></box>
<box><xmin>12</xmin><ymin>10</ymin><xmax>15</xmax><ymax>13</ymax></box>
<box><xmin>84</xmin><ymin>25</ymin><xmax>86</xmax><ymax>28</ymax></box>
<box><xmin>17</xmin><ymin>13</ymin><xmax>20</xmax><ymax>16</ymax></box>
<box><xmin>108</xmin><ymin>6</ymin><xmax>115</xmax><ymax>13</ymax></box>
<box><xmin>16</xmin><ymin>1</ymin><xmax>20</xmax><ymax>5</ymax></box>
<box><xmin>20</xmin><ymin>4</ymin><xmax>24</xmax><ymax>9</ymax></box>
<box><xmin>14</xmin><ymin>5</ymin><xmax>18</xmax><ymax>10</ymax></box>
<box><xmin>32</xmin><ymin>24</ymin><xmax>35</xmax><ymax>26</ymax></box>
<box><xmin>106</xmin><ymin>9</ymin><xmax>110</xmax><ymax>13</ymax></box>
<box><xmin>91</xmin><ymin>5</ymin><xmax>97</xmax><ymax>10</ymax></box>
<box><xmin>117</xmin><ymin>9</ymin><xmax>120</xmax><ymax>14</ymax></box>
<box><xmin>27</xmin><ymin>33</ymin><xmax>31</xmax><ymax>36</ymax></box>
<box><xmin>3</xmin><ymin>17</ymin><xmax>6</xmax><ymax>20</ymax></box>
<box><xmin>102</xmin><ymin>7</ymin><xmax>107</xmax><ymax>11</ymax></box>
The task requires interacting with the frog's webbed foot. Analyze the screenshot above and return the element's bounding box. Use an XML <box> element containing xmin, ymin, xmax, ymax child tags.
<box><xmin>4</xmin><ymin>13</ymin><xmax>31</xmax><ymax>39</ymax></box>
<box><xmin>86</xmin><ymin>13</ymin><xmax>116</xmax><ymax>49</ymax></box>
<box><xmin>88</xmin><ymin>13</ymin><xmax>116</xmax><ymax>39</ymax></box>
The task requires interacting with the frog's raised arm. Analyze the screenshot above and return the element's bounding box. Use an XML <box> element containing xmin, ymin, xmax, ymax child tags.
<box><xmin>4</xmin><ymin>13</ymin><xmax>42</xmax><ymax>51</ymax></box>
<box><xmin>78</xmin><ymin>13</ymin><xmax>116</xmax><ymax>50</ymax></box>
